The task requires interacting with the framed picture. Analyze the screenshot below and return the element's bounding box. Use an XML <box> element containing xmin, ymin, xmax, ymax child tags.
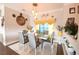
<box><xmin>67</xmin><ymin>17</ymin><xmax>75</xmax><ymax>23</ymax></box>
<box><xmin>77</xmin><ymin>5</ymin><xmax>79</xmax><ymax>14</ymax></box>
<box><xmin>69</xmin><ymin>7</ymin><xmax>75</xmax><ymax>14</ymax></box>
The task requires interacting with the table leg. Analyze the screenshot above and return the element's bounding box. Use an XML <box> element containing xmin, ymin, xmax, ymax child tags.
<box><xmin>41</xmin><ymin>39</ymin><xmax>43</xmax><ymax>49</ymax></box>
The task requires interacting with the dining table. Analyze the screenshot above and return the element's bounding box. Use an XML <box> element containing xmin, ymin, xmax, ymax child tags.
<box><xmin>36</xmin><ymin>31</ymin><xmax>76</xmax><ymax>55</ymax></box>
<box><xmin>24</xmin><ymin>31</ymin><xmax>76</xmax><ymax>55</ymax></box>
<box><xmin>36</xmin><ymin>34</ymin><xmax>49</xmax><ymax>49</ymax></box>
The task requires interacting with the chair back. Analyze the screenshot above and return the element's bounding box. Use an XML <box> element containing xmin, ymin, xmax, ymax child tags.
<box><xmin>28</xmin><ymin>32</ymin><xmax>36</xmax><ymax>49</ymax></box>
<box><xmin>18</xmin><ymin>31</ymin><xmax>24</xmax><ymax>44</ymax></box>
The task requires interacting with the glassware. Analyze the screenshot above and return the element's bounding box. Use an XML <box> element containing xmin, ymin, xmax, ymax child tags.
<box><xmin>58</xmin><ymin>31</ymin><xmax>63</xmax><ymax>37</ymax></box>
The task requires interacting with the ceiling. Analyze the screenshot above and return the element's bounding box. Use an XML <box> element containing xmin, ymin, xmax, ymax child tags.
<box><xmin>4</xmin><ymin>3</ymin><xmax>64</xmax><ymax>13</ymax></box>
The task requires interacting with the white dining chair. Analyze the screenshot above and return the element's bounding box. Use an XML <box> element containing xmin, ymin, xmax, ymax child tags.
<box><xmin>18</xmin><ymin>31</ymin><xmax>25</xmax><ymax>44</ymax></box>
<box><xmin>28</xmin><ymin>32</ymin><xmax>41</xmax><ymax>55</ymax></box>
<box><xmin>42</xmin><ymin>35</ymin><xmax>54</xmax><ymax>54</ymax></box>
<box><xmin>18</xmin><ymin>31</ymin><xmax>29</xmax><ymax>44</ymax></box>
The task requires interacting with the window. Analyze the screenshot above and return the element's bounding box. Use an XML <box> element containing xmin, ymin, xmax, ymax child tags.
<box><xmin>44</xmin><ymin>23</ymin><xmax>48</xmax><ymax>31</ymax></box>
<box><xmin>39</xmin><ymin>24</ymin><xmax>48</xmax><ymax>33</ymax></box>
<box><xmin>39</xmin><ymin>24</ymin><xmax>44</xmax><ymax>33</ymax></box>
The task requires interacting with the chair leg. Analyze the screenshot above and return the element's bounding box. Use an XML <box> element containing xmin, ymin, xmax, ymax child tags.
<box><xmin>27</xmin><ymin>45</ymin><xmax>32</xmax><ymax>54</ymax></box>
<box><xmin>35</xmin><ymin>48</ymin><xmax>36</xmax><ymax>55</ymax></box>
<box><xmin>42</xmin><ymin>42</ymin><xmax>45</xmax><ymax>54</ymax></box>
<box><xmin>50</xmin><ymin>44</ymin><xmax>53</xmax><ymax>55</ymax></box>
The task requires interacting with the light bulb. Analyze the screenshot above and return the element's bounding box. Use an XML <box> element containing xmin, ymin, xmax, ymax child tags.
<box><xmin>32</xmin><ymin>10</ymin><xmax>35</xmax><ymax>16</ymax></box>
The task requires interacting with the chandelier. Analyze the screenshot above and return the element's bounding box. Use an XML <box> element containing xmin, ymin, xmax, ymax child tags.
<box><xmin>32</xmin><ymin>3</ymin><xmax>38</xmax><ymax>19</ymax></box>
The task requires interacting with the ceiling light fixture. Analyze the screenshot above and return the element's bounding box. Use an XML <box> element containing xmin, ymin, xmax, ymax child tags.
<box><xmin>32</xmin><ymin>3</ymin><xmax>38</xmax><ymax>19</ymax></box>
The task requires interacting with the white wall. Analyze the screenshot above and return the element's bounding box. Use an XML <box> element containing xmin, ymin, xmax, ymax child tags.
<box><xmin>4</xmin><ymin>7</ymin><xmax>32</xmax><ymax>45</ymax></box>
<box><xmin>63</xmin><ymin>3</ymin><xmax>79</xmax><ymax>42</ymax></box>
<box><xmin>0</xmin><ymin>4</ymin><xmax>5</xmax><ymax>44</ymax></box>
<box><xmin>38</xmin><ymin>8</ymin><xmax>64</xmax><ymax>26</ymax></box>
<box><xmin>0</xmin><ymin>4</ymin><xmax>4</xmax><ymax>33</ymax></box>
<box><xmin>5</xmin><ymin>3</ymin><xmax>64</xmax><ymax>13</ymax></box>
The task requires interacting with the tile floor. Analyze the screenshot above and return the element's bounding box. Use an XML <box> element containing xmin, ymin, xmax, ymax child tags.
<box><xmin>8</xmin><ymin>42</ymin><xmax>58</xmax><ymax>55</ymax></box>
